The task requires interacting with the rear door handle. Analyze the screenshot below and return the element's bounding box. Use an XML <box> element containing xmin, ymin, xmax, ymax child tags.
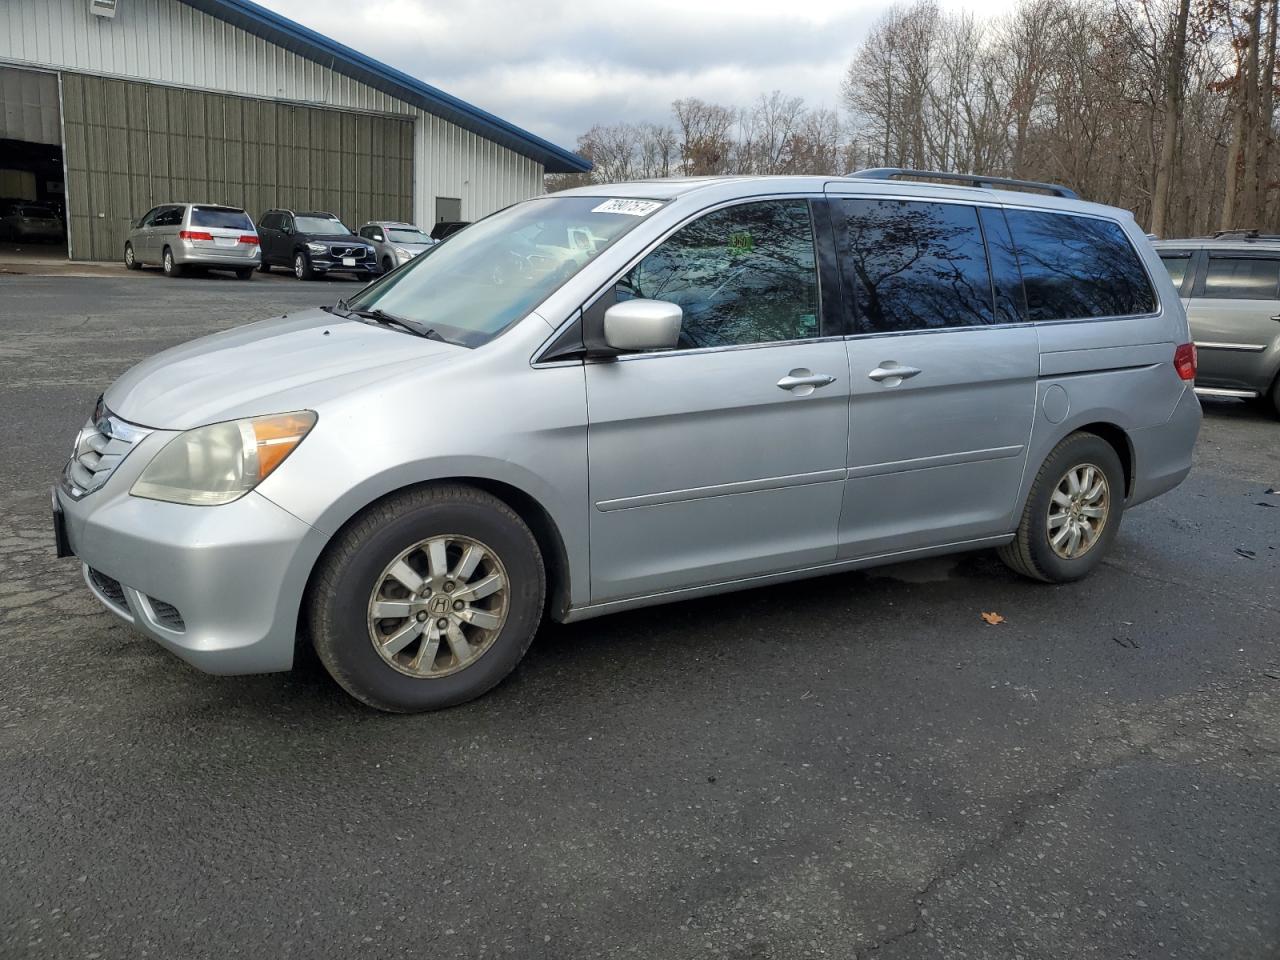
<box><xmin>867</xmin><ymin>363</ymin><xmax>922</xmax><ymax>384</ymax></box>
<box><xmin>777</xmin><ymin>370</ymin><xmax>837</xmax><ymax>394</ymax></box>
<box><xmin>1270</xmin><ymin>314</ymin><xmax>1280</xmax><ymax>322</ymax></box>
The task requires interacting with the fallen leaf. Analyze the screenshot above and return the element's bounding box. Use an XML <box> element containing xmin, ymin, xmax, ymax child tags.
<box><xmin>980</xmin><ymin>611</ymin><xmax>1005</xmax><ymax>625</ymax></box>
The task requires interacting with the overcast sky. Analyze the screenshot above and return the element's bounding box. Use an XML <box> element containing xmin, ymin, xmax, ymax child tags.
<box><xmin>261</xmin><ymin>0</ymin><xmax>1012</xmax><ymax>151</ymax></box>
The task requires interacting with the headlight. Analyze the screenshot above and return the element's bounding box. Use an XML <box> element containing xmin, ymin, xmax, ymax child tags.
<box><xmin>394</xmin><ymin>247</ymin><xmax>413</xmax><ymax>260</ymax></box>
<box><xmin>131</xmin><ymin>411</ymin><xmax>316</xmax><ymax>506</ymax></box>
<box><xmin>306</xmin><ymin>242</ymin><xmax>327</xmax><ymax>254</ymax></box>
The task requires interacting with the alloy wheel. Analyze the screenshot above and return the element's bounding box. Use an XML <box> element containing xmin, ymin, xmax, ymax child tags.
<box><xmin>1046</xmin><ymin>463</ymin><xmax>1110</xmax><ymax>560</ymax></box>
<box><xmin>367</xmin><ymin>535</ymin><xmax>510</xmax><ymax>678</ymax></box>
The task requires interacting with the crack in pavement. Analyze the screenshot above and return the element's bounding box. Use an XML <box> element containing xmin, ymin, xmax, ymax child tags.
<box><xmin>854</xmin><ymin>692</ymin><xmax>1274</xmax><ymax>958</ymax></box>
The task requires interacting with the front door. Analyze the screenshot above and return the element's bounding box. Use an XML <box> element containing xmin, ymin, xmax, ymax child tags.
<box><xmin>586</xmin><ymin>198</ymin><xmax>849</xmax><ymax>602</ymax></box>
<box><xmin>1186</xmin><ymin>251</ymin><xmax>1280</xmax><ymax>392</ymax></box>
<box><xmin>828</xmin><ymin>195</ymin><xmax>1039</xmax><ymax>558</ymax></box>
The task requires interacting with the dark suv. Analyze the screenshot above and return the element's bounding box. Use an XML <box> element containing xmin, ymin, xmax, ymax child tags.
<box><xmin>257</xmin><ymin>209</ymin><xmax>382</xmax><ymax>281</ymax></box>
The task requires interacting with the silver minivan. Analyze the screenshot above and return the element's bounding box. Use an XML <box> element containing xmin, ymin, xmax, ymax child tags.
<box><xmin>124</xmin><ymin>203</ymin><xmax>260</xmax><ymax>278</ymax></box>
<box><xmin>57</xmin><ymin>171</ymin><xmax>1202</xmax><ymax>712</ymax></box>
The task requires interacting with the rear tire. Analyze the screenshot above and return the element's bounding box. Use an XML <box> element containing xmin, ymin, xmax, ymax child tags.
<box><xmin>998</xmin><ymin>432</ymin><xmax>1125</xmax><ymax>583</ymax></box>
<box><xmin>1268</xmin><ymin>375</ymin><xmax>1280</xmax><ymax>420</ymax></box>
<box><xmin>235</xmin><ymin>267</ymin><xmax>254</xmax><ymax>280</ymax></box>
<box><xmin>294</xmin><ymin>251</ymin><xmax>313</xmax><ymax>280</ymax></box>
<box><xmin>161</xmin><ymin>246</ymin><xmax>183</xmax><ymax>278</ymax></box>
<box><xmin>309</xmin><ymin>484</ymin><xmax>545</xmax><ymax>713</ymax></box>
<box><xmin>124</xmin><ymin>243</ymin><xmax>140</xmax><ymax>270</ymax></box>
<box><xmin>258</xmin><ymin>260</ymin><xmax>272</xmax><ymax>273</ymax></box>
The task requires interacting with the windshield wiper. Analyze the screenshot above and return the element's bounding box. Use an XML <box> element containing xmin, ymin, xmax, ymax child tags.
<box><xmin>351</xmin><ymin>306</ymin><xmax>447</xmax><ymax>342</ymax></box>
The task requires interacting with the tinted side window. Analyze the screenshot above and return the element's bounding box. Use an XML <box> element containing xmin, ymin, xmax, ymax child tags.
<box><xmin>1006</xmin><ymin>210</ymin><xmax>1155</xmax><ymax>321</ymax></box>
<box><xmin>617</xmin><ymin>200</ymin><xmax>820</xmax><ymax>349</ymax></box>
<box><xmin>157</xmin><ymin>206</ymin><xmax>184</xmax><ymax>227</ymax></box>
<box><xmin>138</xmin><ymin>207</ymin><xmax>160</xmax><ymax>227</ymax></box>
<box><xmin>1202</xmin><ymin>256</ymin><xmax>1280</xmax><ymax>300</ymax></box>
<box><xmin>979</xmin><ymin>206</ymin><xmax>1028</xmax><ymax>324</ymax></box>
<box><xmin>1159</xmin><ymin>252</ymin><xmax>1192</xmax><ymax>290</ymax></box>
<box><xmin>840</xmin><ymin>199</ymin><xmax>994</xmax><ymax>332</ymax></box>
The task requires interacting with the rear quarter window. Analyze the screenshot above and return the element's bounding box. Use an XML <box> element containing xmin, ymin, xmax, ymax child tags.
<box><xmin>1158</xmin><ymin>252</ymin><xmax>1193</xmax><ymax>290</ymax></box>
<box><xmin>1006</xmin><ymin>210</ymin><xmax>1156</xmax><ymax>321</ymax></box>
<box><xmin>191</xmin><ymin>207</ymin><xmax>253</xmax><ymax>230</ymax></box>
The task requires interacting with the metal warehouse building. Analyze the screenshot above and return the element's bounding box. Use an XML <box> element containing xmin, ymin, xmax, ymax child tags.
<box><xmin>0</xmin><ymin>0</ymin><xmax>590</xmax><ymax>261</ymax></box>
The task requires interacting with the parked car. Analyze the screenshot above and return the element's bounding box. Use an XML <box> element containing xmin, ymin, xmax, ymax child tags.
<box><xmin>124</xmin><ymin>203</ymin><xmax>259</xmax><ymax>279</ymax></box>
<box><xmin>0</xmin><ymin>201</ymin><xmax>64</xmax><ymax>243</ymax></box>
<box><xmin>55</xmin><ymin>170</ymin><xmax>1200</xmax><ymax>713</ymax></box>
<box><xmin>358</xmin><ymin>221</ymin><xmax>435</xmax><ymax>272</ymax></box>
<box><xmin>257</xmin><ymin>209</ymin><xmax>381</xmax><ymax>281</ymax></box>
<box><xmin>430</xmin><ymin>220</ymin><xmax>469</xmax><ymax>241</ymax></box>
<box><xmin>1154</xmin><ymin>231</ymin><xmax>1280</xmax><ymax>417</ymax></box>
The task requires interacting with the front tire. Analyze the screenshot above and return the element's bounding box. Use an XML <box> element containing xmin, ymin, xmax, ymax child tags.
<box><xmin>998</xmin><ymin>432</ymin><xmax>1125</xmax><ymax>583</ymax></box>
<box><xmin>294</xmin><ymin>251</ymin><xmax>314</xmax><ymax>280</ymax></box>
<box><xmin>258</xmin><ymin>260</ymin><xmax>272</xmax><ymax>273</ymax></box>
<box><xmin>162</xmin><ymin>246</ymin><xmax>183</xmax><ymax>277</ymax></box>
<box><xmin>1267</xmin><ymin>375</ymin><xmax>1280</xmax><ymax>421</ymax></box>
<box><xmin>308</xmin><ymin>484</ymin><xmax>546</xmax><ymax>712</ymax></box>
<box><xmin>124</xmin><ymin>243</ymin><xmax>140</xmax><ymax>270</ymax></box>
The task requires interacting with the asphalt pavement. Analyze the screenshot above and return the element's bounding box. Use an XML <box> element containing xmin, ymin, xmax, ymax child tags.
<box><xmin>1</xmin><ymin>272</ymin><xmax>1277</xmax><ymax>959</ymax></box>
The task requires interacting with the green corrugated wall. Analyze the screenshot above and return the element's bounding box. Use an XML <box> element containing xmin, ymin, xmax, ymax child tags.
<box><xmin>61</xmin><ymin>72</ymin><xmax>414</xmax><ymax>261</ymax></box>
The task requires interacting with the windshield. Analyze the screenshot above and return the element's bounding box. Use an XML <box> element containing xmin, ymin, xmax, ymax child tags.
<box><xmin>191</xmin><ymin>206</ymin><xmax>252</xmax><ymax>229</ymax></box>
<box><xmin>348</xmin><ymin>196</ymin><xmax>663</xmax><ymax>347</ymax></box>
<box><xmin>296</xmin><ymin>216</ymin><xmax>351</xmax><ymax>235</ymax></box>
<box><xmin>387</xmin><ymin>227</ymin><xmax>431</xmax><ymax>243</ymax></box>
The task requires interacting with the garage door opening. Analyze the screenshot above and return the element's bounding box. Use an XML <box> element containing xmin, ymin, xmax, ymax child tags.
<box><xmin>0</xmin><ymin>67</ymin><xmax>69</xmax><ymax>262</ymax></box>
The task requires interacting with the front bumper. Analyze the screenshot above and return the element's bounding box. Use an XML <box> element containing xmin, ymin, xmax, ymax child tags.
<box><xmin>310</xmin><ymin>257</ymin><xmax>382</xmax><ymax>277</ymax></box>
<box><xmin>56</xmin><ymin>454</ymin><xmax>328</xmax><ymax>674</ymax></box>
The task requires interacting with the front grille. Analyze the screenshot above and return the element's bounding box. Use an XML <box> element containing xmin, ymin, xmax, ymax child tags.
<box><xmin>63</xmin><ymin>400</ymin><xmax>151</xmax><ymax>499</ymax></box>
<box><xmin>87</xmin><ymin>567</ymin><xmax>126</xmax><ymax>608</ymax></box>
<box><xmin>329</xmin><ymin>245</ymin><xmax>367</xmax><ymax>260</ymax></box>
<box><xmin>147</xmin><ymin>597</ymin><xmax>186</xmax><ymax>632</ymax></box>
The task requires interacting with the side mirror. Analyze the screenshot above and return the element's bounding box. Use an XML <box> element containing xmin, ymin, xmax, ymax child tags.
<box><xmin>373</xmin><ymin>232</ymin><xmax>384</xmax><ymax>242</ymax></box>
<box><xmin>603</xmin><ymin>299</ymin><xmax>682</xmax><ymax>352</ymax></box>
<box><xmin>282</xmin><ymin>223</ymin><xmax>293</xmax><ymax>235</ymax></box>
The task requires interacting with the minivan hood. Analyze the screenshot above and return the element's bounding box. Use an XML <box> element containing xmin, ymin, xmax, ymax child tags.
<box><xmin>105</xmin><ymin>309</ymin><xmax>458</xmax><ymax>430</ymax></box>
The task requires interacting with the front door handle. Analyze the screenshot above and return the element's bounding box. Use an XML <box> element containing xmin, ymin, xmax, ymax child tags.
<box><xmin>777</xmin><ymin>369</ymin><xmax>837</xmax><ymax>395</ymax></box>
<box><xmin>867</xmin><ymin>362</ymin><xmax>922</xmax><ymax>384</ymax></box>
<box><xmin>1270</xmin><ymin>314</ymin><xmax>1280</xmax><ymax>322</ymax></box>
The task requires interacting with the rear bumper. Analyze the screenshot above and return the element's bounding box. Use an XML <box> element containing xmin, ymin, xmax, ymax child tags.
<box><xmin>1129</xmin><ymin>385</ymin><xmax>1202</xmax><ymax>507</ymax></box>
<box><xmin>173</xmin><ymin>245</ymin><xmax>260</xmax><ymax>268</ymax></box>
<box><xmin>56</xmin><ymin>478</ymin><xmax>327</xmax><ymax>675</ymax></box>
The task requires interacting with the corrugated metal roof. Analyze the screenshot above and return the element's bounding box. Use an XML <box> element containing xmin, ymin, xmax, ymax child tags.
<box><xmin>179</xmin><ymin>0</ymin><xmax>591</xmax><ymax>174</ymax></box>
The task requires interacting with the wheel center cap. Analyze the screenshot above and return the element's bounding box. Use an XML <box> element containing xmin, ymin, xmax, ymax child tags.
<box><xmin>428</xmin><ymin>595</ymin><xmax>452</xmax><ymax>615</ymax></box>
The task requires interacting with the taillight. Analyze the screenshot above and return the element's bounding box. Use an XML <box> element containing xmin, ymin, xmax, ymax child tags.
<box><xmin>1174</xmin><ymin>342</ymin><xmax>1197</xmax><ymax>381</ymax></box>
<box><xmin>179</xmin><ymin>230</ymin><xmax>213</xmax><ymax>241</ymax></box>
<box><xmin>239</xmin><ymin>235</ymin><xmax>259</xmax><ymax>245</ymax></box>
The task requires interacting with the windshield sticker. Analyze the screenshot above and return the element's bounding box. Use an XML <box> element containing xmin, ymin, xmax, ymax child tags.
<box><xmin>591</xmin><ymin>199</ymin><xmax>663</xmax><ymax>217</ymax></box>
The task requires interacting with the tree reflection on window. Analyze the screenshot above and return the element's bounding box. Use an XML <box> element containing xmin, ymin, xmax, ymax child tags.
<box><xmin>618</xmin><ymin>201</ymin><xmax>820</xmax><ymax>349</ymax></box>
<box><xmin>841</xmin><ymin>199</ymin><xmax>995</xmax><ymax>332</ymax></box>
<box><xmin>1005</xmin><ymin>210</ymin><xmax>1155</xmax><ymax>321</ymax></box>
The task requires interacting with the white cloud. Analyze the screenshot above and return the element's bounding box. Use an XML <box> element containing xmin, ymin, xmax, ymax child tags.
<box><xmin>259</xmin><ymin>0</ymin><xmax>1019</xmax><ymax>150</ymax></box>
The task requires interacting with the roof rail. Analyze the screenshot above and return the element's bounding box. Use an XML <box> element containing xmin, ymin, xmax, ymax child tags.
<box><xmin>846</xmin><ymin>167</ymin><xmax>1080</xmax><ymax>200</ymax></box>
<box><xmin>1210</xmin><ymin>228</ymin><xmax>1280</xmax><ymax>240</ymax></box>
